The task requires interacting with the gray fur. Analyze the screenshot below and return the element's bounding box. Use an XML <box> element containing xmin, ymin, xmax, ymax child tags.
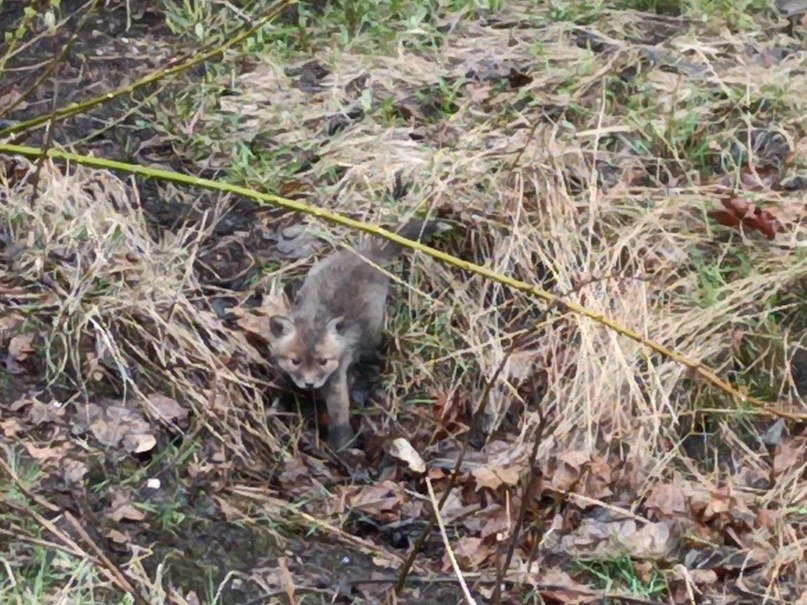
<box><xmin>266</xmin><ymin>218</ymin><xmax>444</xmax><ymax>451</ymax></box>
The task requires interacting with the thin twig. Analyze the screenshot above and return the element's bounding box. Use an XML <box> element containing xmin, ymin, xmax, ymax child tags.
<box><xmin>0</xmin><ymin>455</ymin><xmax>60</xmax><ymax>513</ymax></box>
<box><xmin>0</xmin><ymin>455</ymin><xmax>150</xmax><ymax>605</ymax></box>
<box><xmin>425</xmin><ymin>476</ymin><xmax>477</xmax><ymax>605</ymax></box>
<box><xmin>63</xmin><ymin>512</ymin><xmax>150</xmax><ymax>605</ymax></box>
<box><xmin>0</xmin><ymin>499</ymin><xmax>148</xmax><ymax>604</ymax></box>
<box><xmin>394</xmin><ymin>333</ymin><xmax>525</xmax><ymax>594</ymax></box>
<box><xmin>492</xmin><ymin>407</ymin><xmax>550</xmax><ymax>604</ymax></box>
<box><xmin>0</xmin><ymin>527</ymin><xmax>86</xmax><ymax>558</ymax></box>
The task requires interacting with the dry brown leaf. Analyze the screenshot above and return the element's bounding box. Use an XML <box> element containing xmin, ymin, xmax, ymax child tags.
<box><xmin>0</xmin><ymin>312</ymin><xmax>25</xmax><ymax>342</ymax></box>
<box><xmin>1</xmin><ymin>418</ymin><xmax>24</xmax><ymax>437</ymax></box>
<box><xmin>548</xmin><ymin>450</ymin><xmax>590</xmax><ymax>491</ymax></box>
<box><xmin>124</xmin><ymin>432</ymin><xmax>157</xmax><ymax>454</ymax></box>
<box><xmin>559</xmin><ymin>518</ymin><xmax>676</xmax><ymax>560</ymax></box>
<box><xmin>472</xmin><ymin>464</ymin><xmax>520</xmax><ymax>491</ymax></box>
<box><xmin>62</xmin><ymin>458</ymin><xmax>88</xmax><ymax>484</ymax></box>
<box><xmin>444</xmin><ymin>536</ymin><xmax>491</xmax><ymax>570</ymax></box>
<box><xmin>147</xmin><ymin>394</ymin><xmax>188</xmax><ymax>422</ymax></box>
<box><xmin>106</xmin><ymin>529</ymin><xmax>130</xmax><ymax>544</ymax></box>
<box><xmin>504</xmin><ymin>348</ymin><xmax>540</xmax><ymax>382</ymax></box>
<box><xmin>583</xmin><ymin>456</ymin><xmax>613</xmax><ymax>500</ymax></box>
<box><xmin>755</xmin><ymin>508</ymin><xmax>781</xmax><ymax>529</ymax></box>
<box><xmin>233</xmin><ymin>310</ymin><xmax>274</xmax><ymax>342</ymax></box>
<box><xmin>86</xmin><ymin>402</ymin><xmax>157</xmax><ymax>454</ymax></box>
<box><xmin>773</xmin><ymin>437</ymin><xmax>805</xmax><ymax>477</ymax></box>
<box><xmin>216</xmin><ymin>497</ymin><xmax>245</xmax><ymax>522</ymax></box>
<box><xmin>621</xmin><ymin>520</ymin><xmax>675</xmax><ymax>560</ymax></box>
<box><xmin>479</xmin><ymin>506</ymin><xmax>510</xmax><ymax>540</ymax></box>
<box><xmin>27</xmin><ymin>401</ymin><xmax>65</xmax><ymax>426</ymax></box>
<box><xmin>9</xmin><ymin>396</ymin><xmax>31</xmax><ymax>412</ymax></box>
<box><xmin>467</xmin><ymin>82</ymin><xmax>493</xmax><ymax>104</ymax></box>
<box><xmin>108</xmin><ymin>504</ymin><xmax>145</xmax><ymax>523</ymax></box>
<box><xmin>643</xmin><ymin>482</ymin><xmax>689</xmax><ymax>519</ymax></box>
<box><xmin>0</xmin><ymin>86</ymin><xmax>25</xmax><ymax>111</ymax></box>
<box><xmin>231</xmin><ymin>294</ymin><xmax>289</xmax><ymax>342</ymax></box>
<box><xmin>435</xmin><ymin>488</ymin><xmax>466</xmax><ymax>523</ymax></box>
<box><xmin>8</xmin><ymin>332</ymin><xmax>34</xmax><ymax>361</ymax></box>
<box><xmin>701</xmin><ymin>489</ymin><xmax>731</xmax><ymax>521</ymax></box>
<box><xmin>689</xmin><ymin>569</ymin><xmax>718</xmax><ymax>585</ymax></box>
<box><xmin>371</xmin><ymin>555</ymin><xmax>399</xmax><ymax>570</ymax></box>
<box><xmin>279</xmin><ymin>457</ymin><xmax>310</xmax><ymax>484</ymax></box>
<box><xmin>24</xmin><ymin>442</ymin><xmax>69</xmax><ymax>463</ymax></box>
<box><xmin>537</xmin><ymin>567</ymin><xmax>597</xmax><ymax>603</ymax></box>
<box><xmin>347</xmin><ymin>482</ymin><xmax>403</xmax><ymax>515</ymax></box>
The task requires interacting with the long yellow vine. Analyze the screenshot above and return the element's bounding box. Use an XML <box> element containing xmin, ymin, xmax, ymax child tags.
<box><xmin>0</xmin><ymin>142</ymin><xmax>802</xmax><ymax>421</ymax></box>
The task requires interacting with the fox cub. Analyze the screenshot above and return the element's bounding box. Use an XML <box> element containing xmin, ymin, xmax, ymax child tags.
<box><xmin>267</xmin><ymin>219</ymin><xmax>445</xmax><ymax>452</ymax></box>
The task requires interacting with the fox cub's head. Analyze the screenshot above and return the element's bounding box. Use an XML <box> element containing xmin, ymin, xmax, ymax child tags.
<box><xmin>267</xmin><ymin>314</ymin><xmax>348</xmax><ymax>389</ymax></box>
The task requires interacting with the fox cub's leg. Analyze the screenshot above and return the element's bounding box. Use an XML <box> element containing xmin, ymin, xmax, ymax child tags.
<box><xmin>323</xmin><ymin>362</ymin><xmax>353</xmax><ymax>451</ymax></box>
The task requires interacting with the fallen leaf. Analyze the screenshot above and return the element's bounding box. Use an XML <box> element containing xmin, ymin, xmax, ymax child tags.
<box><xmin>559</xmin><ymin>518</ymin><xmax>676</xmax><ymax>560</ymax></box>
<box><xmin>773</xmin><ymin>437</ymin><xmax>805</xmax><ymax>477</ymax></box>
<box><xmin>643</xmin><ymin>482</ymin><xmax>688</xmax><ymax>519</ymax></box>
<box><xmin>535</xmin><ymin>567</ymin><xmax>597</xmax><ymax>603</ymax></box>
<box><xmin>1</xmin><ymin>417</ymin><xmax>25</xmax><ymax>437</ymax></box>
<box><xmin>548</xmin><ymin>450</ymin><xmax>591</xmax><ymax>491</ymax></box>
<box><xmin>123</xmin><ymin>432</ymin><xmax>157</xmax><ymax>454</ymax></box>
<box><xmin>388</xmin><ymin>438</ymin><xmax>426</xmax><ymax>474</ymax></box>
<box><xmin>25</xmin><ymin>442</ymin><xmax>69</xmax><ymax>463</ymax></box>
<box><xmin>443</xmin><ymin>536</ymin><xmax>491</xmax><ymax>570</ymax></box>
<box><xmin>479</xmin><ymin>506</ymin><xmax>510</xmax><ymax>540</ymax></box>
<box><xmin>146</xmin><ymin>394</ymin><xmax>188</xmax><ymax>422</ymax></box>
<box><xmin>108</xmin><ymin>504</ymin><xmax>145</xmax><ymax>523</ymax></box>
<box><xmin>472</xmin><ymin>464</ymin><xmax>520</xmax><ymax>491</ymax></box>
<box><xmin>0</xmin><ymin>312</ymin><xmax>25</xmax><ymax>343</ymax></box>
<box><xmin>507</xmin><ymin>68</ymin><xmax>533</xmax><ymax>88</ymax></box>
<box><xmin>761</xmin><ymin>418</ymin><xmax>787</xmax><ymax>447</ymax></box>
<box><xmin>346</xmin><ymin>482</ymin><xmax>403</xmax><ymax>515</ymax></box>
<box><xmin>9</xmin><ymin>397</ymin><xmax>31</xmax><ymax>412</ymax></box>
<box><xmin>721</xmin><ymin>196</ymin><xmax>749</xmax><ymax>217</ymax></box>
<box><xmin>85</xmin><ymin>401</ymin><xmax>157</xmax><ymax>454</ymax></box>
<box><xmin>8</xmin><ymin>332</ymin><xmax>34</xmax><ymax>361</ymax></box>
<box><xmin>467</xmin><ymin>82</ymin><xmax>492</xmax><ymax>104</ymax></box>
<box><xmin>434</xmin><ymin>488</ymin><xmax>466</xmax><ymax>523</ymax></box>
<box><xmin>106</xmin><ymin>529</ymin><xmax>130</xmax><ymax>544</ymax></box>
<box><xmin>689</xmin><ymin>568</ymin><xmax>718</xmax><ymax>585</ymax></box>
<box><xmin>709</xmin><ymin>196</ymin><xmax>784</xmax><ymax>240</ymax></box>
<box><xmin>62</xmin><ymin>459</ymin><xmax>88</xmax><ymax>484</ymax></box>
<box><xmin>27</xmin><ymin>401</ymin><xmax>65</xmax><ymax>425</ymax></box>
<box><xmin>583</xmin><ymin>456</ymin><xmax>613</xmax><ymax>500</ymax></box>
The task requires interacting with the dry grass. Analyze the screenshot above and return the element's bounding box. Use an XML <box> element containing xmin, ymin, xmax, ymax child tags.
<box><xmin>0</xmin><ymin>160</ymin><xmax>292</xmax><ymax>460</ymax></box>
<box><xmin>4</xmin><ymin>0</ymin><xmax>807</xmax><ymax>602</ymax></box>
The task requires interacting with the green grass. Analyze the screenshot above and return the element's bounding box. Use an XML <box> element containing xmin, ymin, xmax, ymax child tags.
<box><xmin>572</xmin><ymin>556</ymin><xmax>667</xmax><ymax>599</ymax></box>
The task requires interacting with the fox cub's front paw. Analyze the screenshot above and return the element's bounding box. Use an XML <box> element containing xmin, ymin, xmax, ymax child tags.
<box><xmin>328</xmin><ymin>422</ymin><xmax>354</xmax><ymax>452</ymax></box>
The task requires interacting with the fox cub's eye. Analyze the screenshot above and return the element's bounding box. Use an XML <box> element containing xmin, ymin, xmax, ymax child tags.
<box><xmin>290</xmin><ymin>357</ymin><xmax>302</xmax><ymax>366</ymax></box>
<box><xmin>318</xmin><ymin>358</ymin><xmax>329</xmax><ymax>367</ymax></box>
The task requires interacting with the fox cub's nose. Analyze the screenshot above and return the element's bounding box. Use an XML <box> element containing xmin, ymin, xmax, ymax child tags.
<box><xmin>304</xmin><ymin>379</ymin><xmax>316</xmax><ymax>388</ymax></box>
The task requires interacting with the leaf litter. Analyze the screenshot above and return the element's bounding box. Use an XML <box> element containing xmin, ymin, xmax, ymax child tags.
<box><xmin>4</xmin><ymin>1</ymin><xmax>807</xmax><ymax>604</ymax></box>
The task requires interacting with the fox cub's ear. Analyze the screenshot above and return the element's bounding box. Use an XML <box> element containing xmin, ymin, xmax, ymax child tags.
<box><xmin>326</xmin><ymin>316</ymin><xmax>345</xmax><ymax>335</ymax></box>
<box><xmin>269</xmin><ymin>315</ymin><xmax>294</xmax><ymax>338</ymax></box>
